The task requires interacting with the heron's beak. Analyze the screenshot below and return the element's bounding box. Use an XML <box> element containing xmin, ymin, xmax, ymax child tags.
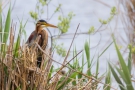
<box><xmin>44</xmin><ymin>23</ymin><xmax>58</xmax><ymax>28</ymax></box>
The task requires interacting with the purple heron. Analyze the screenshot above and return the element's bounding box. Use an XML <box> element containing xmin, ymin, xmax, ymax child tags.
<box><xmin>26</xmin><ymin>19</ymin><xmax>57</xmax><ymax>67</ymax></box>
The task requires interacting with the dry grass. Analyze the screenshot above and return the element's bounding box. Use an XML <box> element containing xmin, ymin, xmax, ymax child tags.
<box><xmin>0</xmin><ymin>24</ymin><xmax>55</xmax><ymax>90</ymax></box>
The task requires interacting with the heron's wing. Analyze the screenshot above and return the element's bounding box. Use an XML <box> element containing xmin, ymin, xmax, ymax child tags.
<box><xmin>26</xmin><ymin>31</ymin><xmax>37</xmax><ymax>46</ymax></box>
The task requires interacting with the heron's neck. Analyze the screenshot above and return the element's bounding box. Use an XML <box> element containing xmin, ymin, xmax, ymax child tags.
<box><xmin>36</xmin><ymin>26</ymin><xmax>44</xmax><ymax>34</ymax></box>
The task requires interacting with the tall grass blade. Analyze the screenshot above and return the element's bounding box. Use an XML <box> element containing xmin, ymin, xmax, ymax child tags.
<box><xmin>109</xmin><ymin>63</ymin><xmax>125</xmax><ymax>90</ymax></box>
<box><xmin>113</xmin><ymin>37</ymin><xmax>134</xmax><ymax>90</ymax></box>
<box><xmin>115</xmin><ymin>66</ymin><xmax>126</xmax><ymax>83</ymax></box>
<box><xmin>84</xmin><ymin>41</ymin><xmax>91</xmax><ymax>76</ymax></box>
<box><xmin>14</xmin><ymin>20</ymin><xmax>27</xmax><ymax>57</ymax></box>
<box><xmin>103</xmin><ymin>68</ymin><xmax>111</xmax><ymax>90</ymax></box>
<box><xmin>1</xmin><ymin>7</ymin><xmax>11</xmax><ymax>53</ymax></box>
<box><xmin>3</xmin><ymin>7</ymin><xmax>11</xmax><ymax>43</ymax></box>
<box><xmin>99</xmin><ymin>42</ymin><xmax>113</xmax><ymax>58</ymax></box>
<box><xmin>48</xmin><ymin>65</ymin><xmax>54</xmax><ymax>79</ymax></box>
<box><xmin>128</xmin><ymin>45</ymin><xmax>132</xmax><ymax>74</ymax></box>
<box><xmin>14</xmin><ymin>32</ymin><xmax>21</xmax><ymax>57</ymax></box>
<box><xmin>95</xmin><ymin>57</ymin><xmax>99</xmax><ymax>79</ymax></box>
<box><xmin>81</xmin><ymin>53</ymin><xmax>84</xmax><ymax>72</ymax></box>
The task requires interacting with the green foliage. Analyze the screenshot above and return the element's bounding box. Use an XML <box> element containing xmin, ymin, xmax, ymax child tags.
<box><xmin>3</xmin><ymin>7</ymin><xmax>11</xmax><ymax>44</ymax></box>
<box><xmin>29</xmin><ymin>0</ymin><xmax>47</xmax><ymax>23</ymax></box>
<box><xmin>88</xmin><ymin>26</ymin><xmax>95</xmax><ymax>34</ymax></box>
<box><xmin>58</xmin><ymin>12</ymin><xmax>75</xmax><ymax>33</ymax></box>
<box><xmin>99</xmin><ymin>19</ymin><xmax>107</xmax><ymax>24</ymax></box>
<box><xmin>99</xmin><ymin>6</ymin><xmax>117</xmax><ymax>24</ymax></box>
<box><xmin>109</xmin><ymin>63</ymin><xmax>125</xmax><ymax>90</ymax></box>
<box><xmin>56</xmin><ymin>40</ymin><xmax>109</xmax><ymax>89</ymax></box>
<box><xmin>14</xmin><ymin>19</ymin><xmax>27</xmax><ymax>57</ymax></box>
<box><xmin>110</xmin><ymin>6</ymin><xmax>117</xmax><ymax>15</ymax></box>
<box><xmin>55</xmin><ymin>43</ymin><xmax>66</xmax><ymax>57</ymax></box>
<box><xmin>48</xmin><ymin>66</ymin><xmax>54</xmax><ymax>79</ymax></box>
<box><xmin>128</xmin><ymin>44</ymin><xmax>132</xmax><ymax>74</ymax></box>
<box><xmin>72</xmin><ymin>46</ymin><xmax>82</xmax><ymax>79</ymax></box>
<box><xmin>103</xmin><ymin>68</ymin><xmax>111</xmax><ymax>90</ymax></box>
<box><xmin>57</xmin><ymin>72</ymin><xmax>78</xmax><ymax>89</ymax></box>
<box><xmin>39</xmin><ymin>0</ymin><xmax>46</xmax><ymax>6</ymax></box>
<box><xmin>55</xmin><ymin>4</ymin><xmax>61</xmax><ymax>12</ymax></box>
<box><xmin>95</xmin><ymin>58</ymin><xmax>99</xmax><ymax>79</ymax></box>
<box><xmin>129</xmin><ymin>44</ymin><xmax>135</xmax><ymax>54</ymax></box>
<box><xmin>29</xmin><ymin>11</ymin><xmax>38</xmax><ymax>21</ymax></box>
<box><xmin>84</xmin><ymin>41</ymin><xmax>91</xmax><ymax>76</ymax></box>
<box><xmin>1</xmin><ymin>6</ymin><xmax>11</xmax><ymax>55</ymax></box>
<box><xmin>109</xmin><ymin>37</ymin><xmax>134</xmax><ymax>90</ymax></box>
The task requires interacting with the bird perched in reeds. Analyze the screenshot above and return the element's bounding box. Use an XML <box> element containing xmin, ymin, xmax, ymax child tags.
<box><xmin>26</xmin><ymin>19</ymin><xmax>57</xmax><ymax>67</ymax></box>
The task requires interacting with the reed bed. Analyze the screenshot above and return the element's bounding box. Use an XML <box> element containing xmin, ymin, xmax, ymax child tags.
<box><xmin>1</xmin><ymin>1</ymin><xmax>135</xmax><ymax>90</ymax></box>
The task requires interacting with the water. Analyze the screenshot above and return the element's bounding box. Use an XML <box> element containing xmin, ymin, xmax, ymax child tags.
<box><xmin>3</xmin><ymin>0</ymin><xmax>127</xmax><ymax>89</ymax></box>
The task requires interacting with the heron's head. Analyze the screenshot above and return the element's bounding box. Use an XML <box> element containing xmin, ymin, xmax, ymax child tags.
<box><xmin>36</xmin><ymin>19</ymin><xmax>57</xmax><ymax>33</ymax></box>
